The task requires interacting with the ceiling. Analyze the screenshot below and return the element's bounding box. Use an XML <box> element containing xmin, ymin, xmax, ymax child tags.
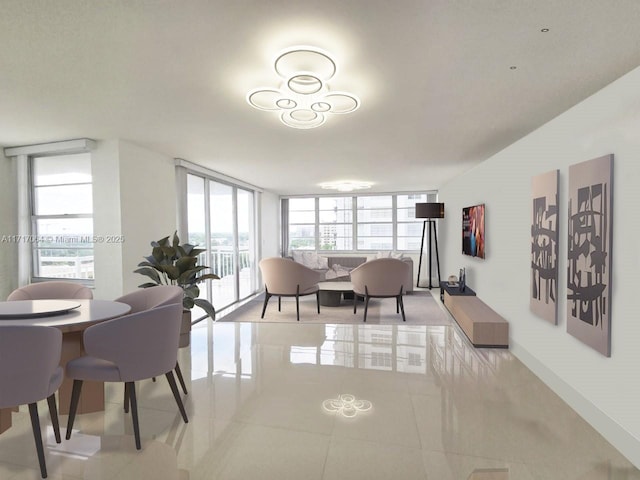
<box><xmin>1</xmin><ymin>1</ymin><xmax>640</xmax><ymax>195</ymax></box>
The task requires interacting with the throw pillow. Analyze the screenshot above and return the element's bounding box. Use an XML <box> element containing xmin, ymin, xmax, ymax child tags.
<box><xmin>298</xmin><ymin>251</ymin><xmax>328</xmax><ymax>269</ymax></box>
<box><xmin>291</xmin><ymin>250</ymin><xmax>305</xmax><ymax>264</ymax></box>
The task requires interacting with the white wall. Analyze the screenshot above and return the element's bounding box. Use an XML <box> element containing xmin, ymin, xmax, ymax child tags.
<box><xmin>92</xmin><ymin>140</ymin><xmax>124</xmax><ymax>299</ymax></box>
<box><xmin>0</xmin><ymin>153</ymin><xmax>18</xmax><ymax>299</ymax></box>
<box><xmin>92</xmin><ymin>139</ymin><xmax>176</xmax><ymax>298</ymax></box>
<box><xmin>260</xmin><ymin>190</ymin><xmax>280</xmax><ymax>259</ymax></box>
<box><xmin>439</xmin><ymin>65</ymin><xmax>640</xmax><ymax>467</ymax></box>
<box><xmin>118</xmin><ymin>141</ymin><xmax>177</xmax><ymax>294</ymax></box>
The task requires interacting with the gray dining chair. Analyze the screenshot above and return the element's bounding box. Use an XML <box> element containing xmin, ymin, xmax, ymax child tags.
<box><xmin>115</xmin><ymin>286</ymin><xmax>189</xmax><ymax>394</ymax></box>
<box><xmin>64</xmin><ymin>303</ymin><xmax>188</xmax><ymax>450</ymax></box>
<box><xmin>0</xmin><ymin>326</ymin><xmax>63</xmax><ymax>478</ymax></box>
<box><xmin>350</xmin><ymin>258</ymin><xmax>411</xmax><ymax>322</ymax></box>
<box><xmin>258</xmin><ymin>257</ymin><xmax>323</xmax><ymax>321</ymax></box>
<box><xmin>7</xmin><ymin>281</ymin><xmax>93</xmax><ymax>301</ymax></box>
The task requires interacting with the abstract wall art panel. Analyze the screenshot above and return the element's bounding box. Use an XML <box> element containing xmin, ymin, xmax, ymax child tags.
<box><xmin>531</xmin><ymin>169</ymin><xmax>559</xmax><ymax>324</ymax></box>
<box><xmin>567</xmin><ymin>154</ymin><xmax>613</xmax><ymax>356</ymax></box>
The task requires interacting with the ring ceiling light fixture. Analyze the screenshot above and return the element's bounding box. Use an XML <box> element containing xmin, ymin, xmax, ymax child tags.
<box><xmin>320</xmin><ymin>181</ymin><xmax>372</xmax><ymax>192</ymax></box>
<box><xmin>247</xmin><ymin>46</ymin><xmax>360</xmax><ymax>129</ymax></box>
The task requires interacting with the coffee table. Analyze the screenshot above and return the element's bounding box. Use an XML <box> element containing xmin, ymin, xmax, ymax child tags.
<box><xmin>318</xmin><ymin>281</ymin><xmax>354</xmax><ymax>307</ymax></box>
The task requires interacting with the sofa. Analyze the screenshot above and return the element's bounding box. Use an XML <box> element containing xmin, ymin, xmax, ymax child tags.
<box><xmin>289</xmin><ymin>251</ymin><xmax>414</xmax><ymax>293</ymax></box>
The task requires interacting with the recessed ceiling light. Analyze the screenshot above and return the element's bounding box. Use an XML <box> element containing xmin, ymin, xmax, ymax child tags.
<box><xmin>320</xmin><ymin>181</ymin><xmax>372</xmax><ymax>192</ymax></box>
<box><xmin>247</xmin><ymin>46</ymin><xmax>360</xmax><ymax>129</ymax></box>
<box><xmin>541</xmin><ymin>28</ymin><xmax>550</xmax><ymax>32</ymax></box>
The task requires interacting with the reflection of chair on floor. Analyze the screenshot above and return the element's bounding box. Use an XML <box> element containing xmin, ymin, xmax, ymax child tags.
<box><xmin>84</xmin><ymin>440</ymin><xmax>189</xmax><ymax>480</ymax></box>
<box><xmin>0</xmin><ymin>326</ymin><xmax>63</xmax><ymax>478</ymax></box>
<box><xmin>351</xmin><ymin>258</ymin><xmax>411</xmax><ymax>322</ymax></box>
<box><xmin>7</xmin><ymin>280</ymin><xmax>93</xmax><ymax>300</ymax></box>
<box><xmin>258</xmin><ymin>257</ymin><xmax>323</xmax><ymax>321</ymax></box>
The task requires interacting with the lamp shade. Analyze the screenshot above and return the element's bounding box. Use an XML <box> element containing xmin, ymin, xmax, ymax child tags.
<box><xmin>415</xmin><ymin>202</ymin><xmax>445</xmax><ymax>219</ymax></box>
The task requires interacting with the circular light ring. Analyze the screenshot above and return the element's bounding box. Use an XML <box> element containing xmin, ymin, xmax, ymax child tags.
<box><xmin>323</xmin><ymin>92</ymin><xmax>360</xmax><ymax>114</ymax></box>
<box><xmin>290</xmin><ymin>109</ymin><xmax>318</xmax><ymax>121</ymax></box>
<box><xmin>247</xmin><ymin>88</ymin><xmax>285</xmax><ymax>111</ymax></box>
<box><xmin>274</xmin><ymin>47</ymin><xmax>337</xmax><ymax>81</ymax></box>
<box><xmin>281</xmin><ymin>110</ymin><xmax>326</xmax><ymax>129</ymax></box>
<box><xmin>311</xmin><ymin>101</ymin><xmax>331</xmax><ymax>112</ymax></box>
<box><xmin>287</xmin><ymin>74</ymin><xmax>323</xmax><ymax>95</ymax></box>
<box><xmin>276</xmin><ymin>98</ymin><xmax>297</xmax><ymax>109</ymax></box>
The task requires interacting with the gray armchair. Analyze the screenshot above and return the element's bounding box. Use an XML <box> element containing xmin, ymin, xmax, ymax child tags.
<box><xmin>0</xmin><ymin>326</ymin><xmax>63</xmax><ymax>478</ymax></box>
<box><xmin>350</xmin><ymin>258</ymin><xmax>411</xmax><ymax>322</ymax></box>
<box><xmin>65</xmin><ymin>303</ymin><xmax>187</xmax><ymax>450</ymax></box>
<box><xmin>259</xmin><ymin>257</ymin><xmax>323</xmax><ymax>321</ymax></box>
<box><xmin>115</xmin><ymin>286</ymin><xmax>188</xmax><ymax>394</ymax></box>
<box><xmin>7</xmin><ymin>281</ymin><xmax>93</xmax><ymax>300</ymax></box>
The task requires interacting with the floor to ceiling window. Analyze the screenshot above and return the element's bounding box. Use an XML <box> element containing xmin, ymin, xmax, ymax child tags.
<box><xmin>186</xmin><ymin>171</ymin><xmax>258</xmax><ymax>315</ymax></box>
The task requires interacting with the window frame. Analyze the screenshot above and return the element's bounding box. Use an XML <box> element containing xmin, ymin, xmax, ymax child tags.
<box><xmin>29</xmin><ymin>152</ymin><xmax>95</xmax><ymax>284</ymax></box>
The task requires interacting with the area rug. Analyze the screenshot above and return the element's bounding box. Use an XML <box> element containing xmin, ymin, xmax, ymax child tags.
<box><xmin>218</xmin><ymin>290</ymin><xmax>453</xmax><ymax>325</ymax></box>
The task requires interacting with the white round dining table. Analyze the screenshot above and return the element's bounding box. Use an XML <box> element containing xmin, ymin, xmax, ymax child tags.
<box><xmin>0</xmin><ymin>299</ymin><xmax>131</xmax><ymax>331</ymax></box>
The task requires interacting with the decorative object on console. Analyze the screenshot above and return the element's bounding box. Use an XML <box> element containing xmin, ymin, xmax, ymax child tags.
<box><xmin>567</xmin><ymin>154</ymin><xmax>613</xmax><ymax>357</ymax></box>
<box><xmin>531</xmin><ymin>169</ymin><xmax>559</xmax><ymax>325</ymax></box>
<box><xmin>462</xmin><ymin>204</ymin><xmax>485</xmax><ymax>258</ymax></box>
<box><xmin>247</xmin><ymin>46</ymin><xmax>360</xmax><ymax>129</ymax></box>
<box><xmin>415</xmin><ymin>202</ymin><xmax>445</xmax><ymax>289</ymax></box>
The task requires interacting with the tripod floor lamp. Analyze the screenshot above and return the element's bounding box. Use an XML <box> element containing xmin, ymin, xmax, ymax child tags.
<box><xmin>416</xmin><ymin>202</ymin><xmax>445</xmax><ymax>289</ymax></box>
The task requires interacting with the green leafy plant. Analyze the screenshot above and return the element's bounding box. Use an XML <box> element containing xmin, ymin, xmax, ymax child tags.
<box><xmin>135</xmin><ymin>232</ymin><xmax>219</xmax><ymax>320</ymax></box>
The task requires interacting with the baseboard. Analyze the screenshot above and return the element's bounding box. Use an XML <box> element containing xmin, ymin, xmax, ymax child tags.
<box><xmin>511</xmin><ymin>340</ymin><xmax>640</xmax><ymax>468</ymax></box>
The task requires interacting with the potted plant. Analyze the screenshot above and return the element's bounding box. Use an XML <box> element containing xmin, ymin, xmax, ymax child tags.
<box><xmin>134</xmin><ymin>232</ymin><xmax>219</xmax><ymax>346</ymax></box>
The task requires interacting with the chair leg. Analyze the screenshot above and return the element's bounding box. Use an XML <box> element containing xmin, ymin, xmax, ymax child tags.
<box><xmin>166</xmin><ymin>371</ymin><xmax>189</xmax><ymax>424</ymax></box>
<box><xmin>316</xmin><ymin>290</ymin><xmax>320</xmax><ymax>314</ymax></box>
<box><xmin>396</xmin><ymin>297</ymin><xmax>399</xmax><ymax>314</ymax></box>
<box><xmin>124</xmin><ymin>383</ymin><xmax>130</xmax><ymax>413</ymax></box>
<box><xmin>364</xmin><ymin>287</ymin><xmax>370</xmax><ymax>322</ymax></box>
<box><xmin>46</xmin><ymin>394</ymin><xmax>61</xmax><ymax>444</ymax></box>
<box><xmin>353</xmin><ymin>292</ymin><xmax>357</xmax><ymax>314</ymax></box>
<box><xmin>65</xmin><ymin>379</ymin><xmax>83</xmax><ymax>440</ymax></box>
<box><xmin>175</xmin><ymin>361</ymin><xmax>188</xmax><ymax>395</ymax></box>
<box><xmin>261</xmin><ymin>288</ymin><xmax>271</xmax><ymax>318</ymax></box>
<box><xmin>278</xmin><ymin>296</ymin><xmax>282</xmax><ymax>312</ymax></box>
<box><xmin>28</xmin><ymin>403</ymin><xmax>47</xmax><ymax>479</ymax></box>
<box><xmin>126</xmin><ymin>382</ymin><xmax>142</xmax><ymax>450</ymax></box>
<box><xmin>399</xmin><ymin>286</ymin><xmax>406</xmax><ymax>322</ymax></box>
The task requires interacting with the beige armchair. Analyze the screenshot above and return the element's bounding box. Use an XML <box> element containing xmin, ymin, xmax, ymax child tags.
<box><xmin>258</xmin><ymin>257</ymin><xmax>323</xmax><ymax>321</ymax></box>
<box><xmin>350</xmin><ymin>258</ymin><xmax>411</xmax><ymax>322</ymax></box>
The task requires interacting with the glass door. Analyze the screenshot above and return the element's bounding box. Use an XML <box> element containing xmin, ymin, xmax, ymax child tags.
<box><xmin>186</xmin><ymin>173</ymin><xmax>258</xmax><ymax>316</ymax></box>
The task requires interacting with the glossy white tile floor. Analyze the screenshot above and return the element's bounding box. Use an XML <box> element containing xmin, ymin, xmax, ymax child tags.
<box><xmin>1</xmin><ymin>318</ymin><xmax>639</xmax><ymax>479</ymax></box>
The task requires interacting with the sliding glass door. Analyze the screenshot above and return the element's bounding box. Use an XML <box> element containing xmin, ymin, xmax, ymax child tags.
<box><xmin>187</xmin><ymin>173</ymin><xmax>257</xmax><ymax>315</ymax></box>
